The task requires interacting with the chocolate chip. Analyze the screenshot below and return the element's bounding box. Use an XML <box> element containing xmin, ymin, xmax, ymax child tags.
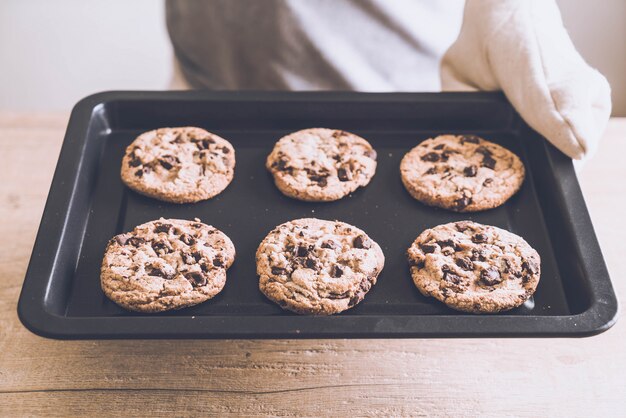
<box><xmin>455</xmin><ymin>221</ymin><xmax>472</xmax><ymax>232</ymax></box>
<box><xmin>296</xmin><ymin>245</ymin><xmax>309</xmax><ymax>257</ymax></box>
<box><xmin>151</xmin><ymin>240</ymin><xmax>172</xmax><ymax>255</ymax></box>
<box><xmin>440</xmin><ymin>151</ymin><xmax>451</xmax><ymax>162</ymax></box>
<box><xmin>454</xmin><ymin>196</ymin><xmax>472</xmax><ymax>210</ymax></box>
<box><xmin>463</xmin><ymin>165</ymin><xmax>477</xmax><ymax>177</ymax></box>
<box><xmin>424</xmin><ymin>167</ymin><xmax>437</xmax><ymax>175</ymax></box>
<box><xmin>409</xmin><ymin>258</ymin><xmax>425</xmax><ymax>269</ymax></box>
<box><xmin>274</xmin><ymin>159</ymin><xmax>291</xmax><ymax>172</ymax></box>
<box><xmin>437</xmin><ymin>239</ymin><xmax>455</xmax><ymax>248</ymax></box>
<box><xmin>522</xmin><ymin>259</ymin><xmax>539</xmax><ymax>274</ymax></box>
<box><xmin>309</xmin><ymin>173</ymin><xmax>328</xmax><ymax>187</ymax></box>
<box><xmin>129</xmin><ymin>156</ymin><xmax>142</xmax><ymax>167</ymax></box>
<box><xmin>271</xmin><ymin>266</ymin><xmax>287</xmax><ymax>275</ymax></box>
<box><xmin>353</xmin><ymin>235</ymin><xmax>371</xmax><ymax>249</ymax></box>
<box><xmin>135</xmin><ymin>165</ymin><xmax>152</xmax><ymax>177</ymax></box>
<box><xmin>321</xmin><ymin>240</ymin><xmax>336</xmax><ymax>249</ymax></box>
<box><xmin>222</xmin><ymin>146</ymin><xmax>230</xmax><ymax>154</ymax></box>
<box><xmin>460</xmin><ymin>135</ymin><xmax>480</xmax><ymax>144</ymax></box>
<box><xmin>443</xmin><ymin>272</ymin><xmax>463</xmax><ymax>286</ymax></box>
<box><xmin>160</xmin><ymin>155</ymin><xmax>180</xmax><ymax>170</ymax></box>
<box><xmin>147</xmin><ymin>267</ymin><xmax>174</xmax><ymax>280</ymax></box>
<box><xmin>472</xmin><ymin>233</ymin><xmax>488</xmax><ymax>243</ymax></box>
<box><xmin>348</xmin><ymin>277</ymin><xmax>372</xmax><ymax>307</ymax></box>
<box><xmin>479</xmin><ymin>148</ymin><xmax>496</xmax><ymax>162</ymax></box>
<box><xmin>337</xmin><ymin>167</ymin><xmax>351</xmax><ymax>182</ymax></box>
<box><xmin>483</xmin><ymin>178</ymin><xmax>494</xmax><ymax>186</ymax></box>
<box><xmin>482</xmin><ymin>155</ymin><xmax>497</xmax><ymax>170</ymax></box>
<box><xmin>127</xmin><ymin>237</ymin><xmax>146</xmax><ymax>247</ymax></box>
<box><xmin>421</xmin><ymin>152</ymin><xmax>440</xmax><ymax>162</ymax></box>
<box><xmin>365</xmin><ymin>149</ymin><xmax>377</xmax><ymax>160</ymax></box>
<box><xmin>433</xmin><ymin>144</ymin><xmax>445</xmax><ymax>150</ymax></box>
<box><xmin>194</xmin><ymin>138</ymin><xmax>215</xmax><ymax>150</ymax></box>
<box><xmin>441</xmin><ymin>265</ymin><xmax>465</xmax><ymax>290</ymax></box>
<box><xmin>470</xmin><ymin>249</ymin><xmax>487</xmax><ymax>262</ymax></box>
<box><xmin>180</xmin><ymin>233</ymin><xmax>196</xmax><ymax>246</ymax></box>
<box><xmin>476</xmin><ymin>146</ymin><xmax>493</xmax><ymax>156</ymax></box>
<box><xmin>213</xmin><ymin>257</ymin><xmax>224</xmax><ymax>267</ymax></box>
<box><xmin>184</xmin><ymin>271</ymin><xmax>207</xmax><ymax>287</ymax></box>
<box><xmin>190</xmin><ymin>251</ymin><xmax>203</xmax><ymax>263</ymax></box>
<box><xmin>455</xmin><ymin>257</ymin><xmax>474</xmax><ymax>271</ymax></box>
<box><xmin>285</xmin><ymin>244</ymin><xmax>295</xmax><ymax>253</ymax></box>
<box><xmin>182</xmin><ymin>251</ymin><xmax>196</xmax><ymax>264</ymax></box>
<box><xmin>327</xmin><ymin>291</ymin><xmax>350</xmax><ymax>300</ymax></box>
<box><xmin>420</xmin><ymin>243</ymin><xmax>437</xmax><ymax>254</ymax></box>
<box><xmin>154</xmin><ymin>223</ymin><xmax>172</xmax><ymax>234</ymax></box>
<box><xmin>480</xmin><ymin>267</ymin><xmax>502</xmax><ymax>285</ymax></box>
<box><xmin>113</xmin><ymin>234</ymin><xmax>129</xmax><ymax>246</ymax></box>
<box><xmin>146</xmin><ymin>267</ymin><xmax>162</xmax><ymax>276</ymax></box>
<box><xmin>304</xmin><ymin>258</ymin><xmax>318</xmax><ymax>270</ymax></box>
<box><xmin>330</xmin><ymin>265</ymin><xmax>343</xmax><ymax>278</ymax></box>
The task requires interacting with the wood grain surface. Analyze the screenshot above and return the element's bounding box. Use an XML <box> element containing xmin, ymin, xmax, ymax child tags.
<box><xmin>0</xmin><ymin>113</ymin><xmax>624</xmax><ymax>417</ymax></box>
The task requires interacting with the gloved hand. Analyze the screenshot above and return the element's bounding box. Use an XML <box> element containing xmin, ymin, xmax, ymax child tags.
<box><xmin>440</xmin><ymin>0</ymin><xmax>611</xmax><ymax>160</ymax></box>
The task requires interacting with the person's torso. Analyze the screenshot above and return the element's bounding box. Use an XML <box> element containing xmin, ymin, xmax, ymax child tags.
<box><xmin>166</xmin><ymin>0</ymin><xmax>464</xmax><ymax>91</ymax></box>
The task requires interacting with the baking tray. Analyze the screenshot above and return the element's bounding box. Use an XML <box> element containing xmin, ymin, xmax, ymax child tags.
<box><xmin>18</xmin><ymin>91</ymin><xmax>618</xmax><ymax>339</ymax></box>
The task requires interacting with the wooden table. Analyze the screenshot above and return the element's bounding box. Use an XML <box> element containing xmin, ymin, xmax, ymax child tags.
<box><xmin>1</xmin><ymin>113</ymin><xmax>624</xmax><ymax>417</ymax></box>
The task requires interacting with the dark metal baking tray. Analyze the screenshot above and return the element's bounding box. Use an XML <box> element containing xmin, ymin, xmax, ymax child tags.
<box><xmin>18</xmin><ymin>91</ymin><xmax>617</xmax><ymax>339</ymax></box>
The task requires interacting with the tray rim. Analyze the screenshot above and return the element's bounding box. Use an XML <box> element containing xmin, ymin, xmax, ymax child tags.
<box><xmin>17</xmin><ymin>90</ymin><xmax>619</xmax><ymax>339</ymax></box>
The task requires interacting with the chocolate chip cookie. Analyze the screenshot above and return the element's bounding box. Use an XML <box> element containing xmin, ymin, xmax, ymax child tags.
<box><xmin>266</xmin><ymin>128</ymin><xmax>377</xmax><ymax>201</ymax></box>
<box><xmin>407</xmin><ymin>221</ymin><xmax>540</xmax><ymax>313</ymax></box>
<box><xmin>400</xmin><ymin>135</ymin><xmax>525</xmax><ymax>212</ymax></box>
<box><xmin>121</xmin><ymin>127</ymin><xmax>235</xmax><ymax>203</ymax></box>
<box><xmin>101</xmin><ymin>218</ymin><xmax>235</xmax><ymax>312</ymax></box>
<box><xmin>256</xmin><ymin>218</ymin><xmax>385</xmax><ymax>315</ymax></box>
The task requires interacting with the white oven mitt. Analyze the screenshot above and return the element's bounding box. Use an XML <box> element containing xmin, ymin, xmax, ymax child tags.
<box><xmin>441</xmin><ymin>0</ymin><xmax>611</xmax><ymax>160</ymax></box>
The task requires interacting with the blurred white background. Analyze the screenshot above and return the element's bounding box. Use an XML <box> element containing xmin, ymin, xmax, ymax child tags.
<box><xmin>1</xmin><ymin>0</ymin><xmax>624</xmax><ymax>115</ymax></box>
<box><xmin>0</xmin><ymin>0</ymin><xmax>171</xmax><ymax>111</ymax></box>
